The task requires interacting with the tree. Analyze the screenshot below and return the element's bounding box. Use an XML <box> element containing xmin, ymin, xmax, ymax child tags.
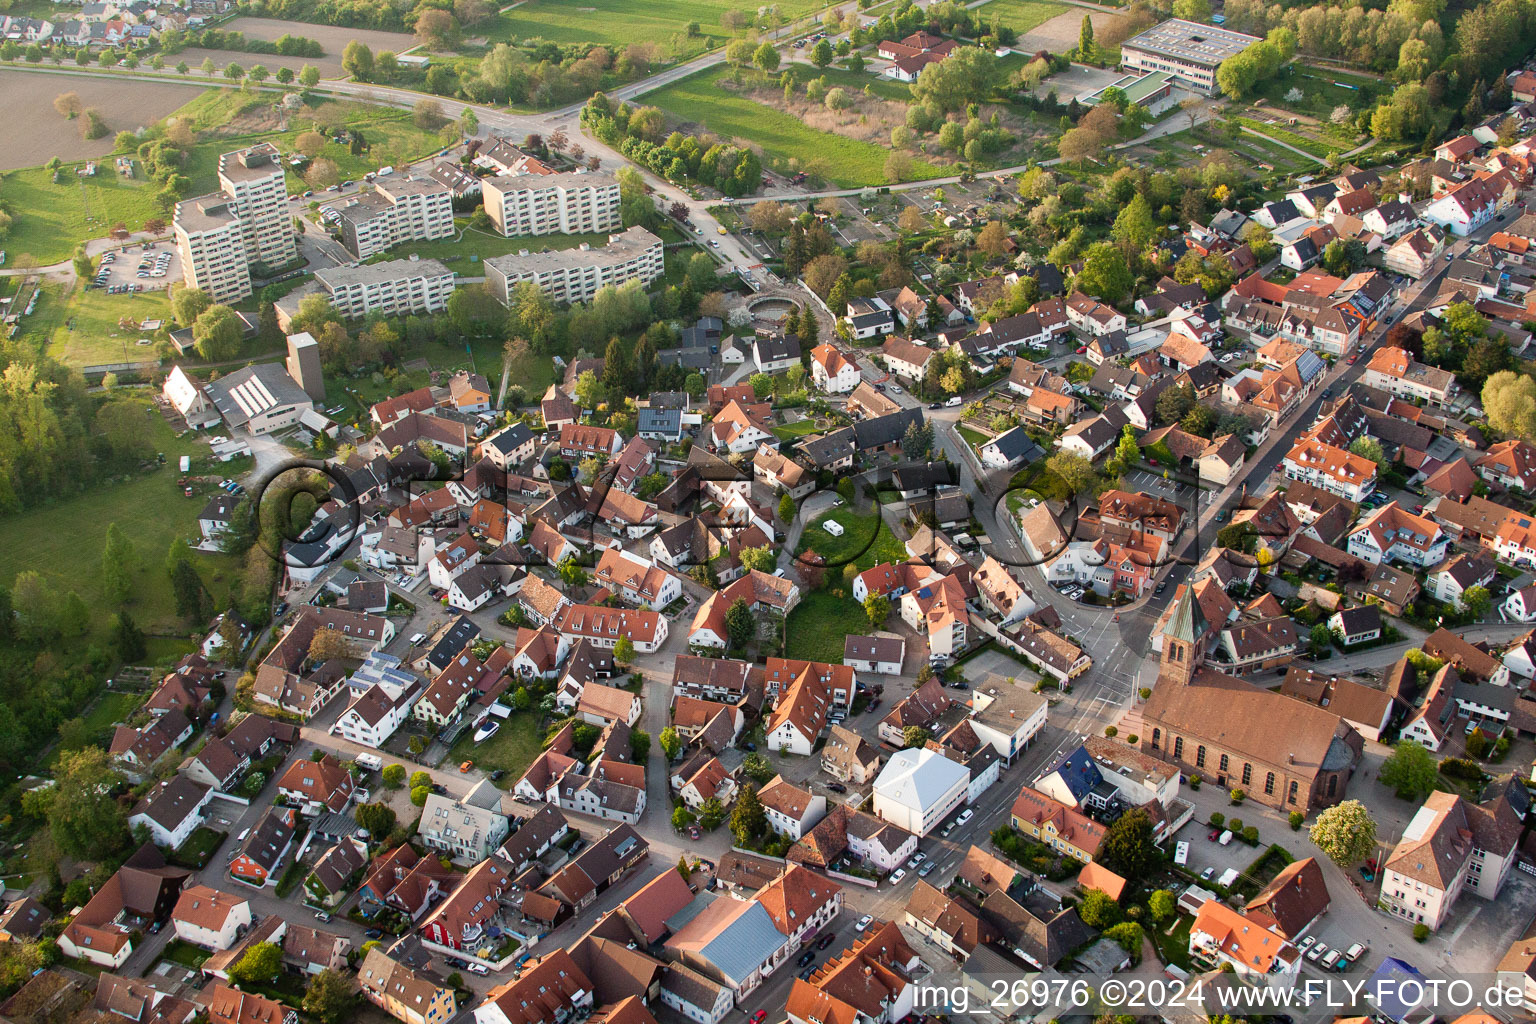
<box><xmin>557</xmin><ymin>558</ymin><xmax>588</xmax><ymax>587</ymax></box>
<box><xmin>898</xmin><ymin>205</ymin><xmax>927</xmax><ymax>234</ymax></box>
<box><xmin>1348</xmin><ymin>436</ymin><xmax>1388</xmax><ymax>471</ymax></box>
<box><xmin>863</xmin><ymin>593</ymin><xmax>891</xmax><ymax>627</ymax></box>
<box><xmin>730</xmin><ymin>784</ymin><xmax>767</xmax><ymax>844</ymax></box>
<box><xmin>902</xmin><ymin>418</ymin><xmax>935</xmax><ymax>460</ymax></box>
<box><xmin>409</xmin><ymin>771</ymin><xmax>431</xmax><ymax>791</ymax></box>
<box><xmin>193</xmin><ymin>303</ymin><xmax>243</xmax><ymax>361</ymax></box>
<box><xmin>1379</xmin><ymin>740</ymin><xmax>1438</xmax><ymax>800</ymax></box>
<box><xmin>1309</xmin><ymin>800</ymin><xmax>1377</xmax><ymax>866</ymax></box>
<box><xmin>1462</xmin><ymin>584</ymin><xmax>1492</xmax><ymax>620</ymax></box>
<box><xmin>903</xmin><ymin>726</ymin><xmax>931</xmax><ymax>749</ymax></box>
<box><xmin>342</xmin><ymin>40</ymin><xmax>374</xmax><ymax>81</ymax></box>
<box><xmin>410</xmin><ymin>785</ymin><xmax>431</xmax><ymax>806</ymax></box>
<box><xmin>172</xmin><ymin>286</ymin><xmax>212</xmax><ymax>327</ymax></box>
<box><xmin>308</xmin><ymin>627</ymin><xmax>356</xmax><ymax>664</ymax></box>
<box><xmin>413</xmin><ymin>98</ymin><xmax>446</xmax><ymax>129</ymax></box>
<box><xmin>381</xmin><ymin>764</ymin><xmax>406</xmax><ymax>789</ymax></box>
<box><xmin>672</xmin><ymin>806</ymin><xmax>695</xmax><ymax>831</ymax></box>
<box><xmin>100</xmin><ymin>522</ymin><xmax>136</xmax><ymax>605</ymax></box>
<box><xmin>1309</xmin><ymin>623</ymin><xmax>1332</xmax><ymax>657</ymax></box>
<box><xmin>1078</xmin><ymin>13</ymin><xmax>1095</xmax><ymax>56</ymax></box>
<box><xmin>300</xmin><ymin>64</ymin><xmax>320</xmax><ymax>87</ymax></box>
<box><xmin>277</xmin><ymin>66</ymin><xmax>294</xmax><ymax>84</ymax></box>
<box><xmin>1147</xmin><ymin>889</ymin><xmax>1176</xmax><ymax>924</ymax></box>
<box><xmin>1078</xmin><ymin>889</ymin><xmax>1123</xmax><ymax>928</ymax></box>
<box><xmin>754</xmin><ymin>42</ymin><xmax>780</xmax><ymax>73</ymax></box>
<box><xmin>305</xmin><ymin>157</ymin><xmax>340</xmax><ymax>189</ymax></box>
<box><xmin>53</xmin><ymin>91</ymin><xmax>82</xmax><ymax>119</ymax></box>
<box><xmin>229</xmin><ymin>942</ymin><xmax>283</xmax><ymax>985</ymax></box>
<box><xmin>303</xmin><ymin>969</ymin><xmax>356</xmax><ymax>1024</ymax></box>
<box><xmin>613</xmin><ymin>636</ymin><xmax>636</xmax><ymax>666</ymax></box>
<box><xmin>975</xmin><ymin>220</ymin><xmax>1009</xmax><ymax>258</ymax></box>
<box><xmin>1045</xmin><ymin>451</ymin><xmax>1095</xmax><ymax>496</ymax></box>
<box><xmin>741</xmin><ymin>753</ymin><xmax>774</xmax><ymax>783</ymax></box>
<box><xmin>1112</xmin><ymin>194</ymin><xmax>1156</xmax><ymax>252</ymax></box>
<box><xmin>811</xmin><ymin>39</ymin><xmax>833</xmax><ymax>67</ymax></box>
<box><xmin>725</xmin><ymin>597</ymin><xmax>755</xmax><ymax>649</ymax></box>
<box><xmin>415</xmin><ymin>9</ymin><xmax>458</xmax><ymax>48</ymax></box>
<box><xmin>1075</xmin><ymin>242</ymin><xmax>1132</xmax><ymax>304</ymax></box>
<box><xmin>1172</xmin><ymin>0</ymin><xmax>1211</xmax><ymax>19</ymax></box>
<box><xmin>355</xmin><ymin>802</ymin><xmax>397</xmax><ymax>838</ymax></box>
<box><xmin>114</xmin><ymin>611</ymin><xmax>146</xmax><ymax>661</ymax></box>
<box><xmin>1097</xmin><ymin>807</ymin><xmax>1158</xmax><ymax>881</ymax></box>
<box><xmin>1484</xmin><ymin>370</ymin><xmax>1536</xmax><ymax>442</ymax></box>
<box><xmin>659</xmin><ymin>726</ymin><xmax>683</xmax><ymax>760</ymax></box>
<box><xmin>50</xmin><ymin>747</ymin><xmax>127</xmax><ymax>860</ymax></box>
<box><xmin>778</xmin><ymin>492</ymin><xmax>796</xmax><ymax>524</ymax></box>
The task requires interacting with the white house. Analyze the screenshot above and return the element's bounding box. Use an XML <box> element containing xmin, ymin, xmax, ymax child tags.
<box><xmin>1328</xmin><ymin>606</ymin><xmax>1382</xmax><ymax>647</ymax></box>
<box><xmin>979</xmin><ymin>426</ymin><xmax>1041</xmax><ymax>471</ymax></box>
<box><xmin>871</xmin><ymin>748</ymin><xmax>970</xmax><ymax>837</ymax></box>
<box><xmin>1505</xmin><ymin>585</ymin><xmax>1536</xmax><ymax>623</ymax></box>
<box><xmin>1345</xmin><ymin>503</ymin><xmax>1448</xmax><ymax>568</ymax></box>
<box><xmin>844</xmin><ymin>634</ymin><xmax>905</xmax><ymax>675</ymax></box>
<box><xmin>756</xmin><ymin>776</ymin><xmax>827</xmax><ymax>840</ymax></box>
<box><xmin>129</xmin><ymin>776</ymin><xmax>214</xmax><ymax>849</ymax></box>
<box><xmin>171</xmin><ymin>886</ymin><xmax>252</xmax><ymax>951</ymax></box>
<box><xmin>810</xmin><ymin>343</ymin><xmax>862</xmax><ymax>393</ymax></box>
<box><xmin>1422</xmin><ymin>175</ymin><xmax>1502</xmax><ymax>236</ymax></box>
<box><xmin>1189</xmin><ymin>900</ymin><xmax>1301</xmax><ymax>979</ymax></box>
<box><xmin>332</xmin><ymin>679</ymin><xmax>420</xmax><ymax>748</ymax></box>
<box><xmin>427</xmin><ymin>533</ymin><xmax>481</xmax><ymax>591</ymax></box>
<box><xmin>843</xmin><ymin>296</ymin><xmax>895</xmax><ymax>340</ymax></box>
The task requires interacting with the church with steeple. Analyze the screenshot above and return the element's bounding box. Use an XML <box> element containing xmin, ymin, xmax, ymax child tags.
<box><xmin>1138</xmin><ymin>587</ymin><xmax>1363</xmax><ymax>814</ymax></box>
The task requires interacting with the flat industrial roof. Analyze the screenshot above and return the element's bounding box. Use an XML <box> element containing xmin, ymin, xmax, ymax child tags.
<box><xmin>1122</xmin><ymin>17</ymin><xmax>1258</xmax><ymax>66</ymax></box>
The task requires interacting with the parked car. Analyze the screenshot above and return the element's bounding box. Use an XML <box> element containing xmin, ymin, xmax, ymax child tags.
<box><xmin>918</xmin><ymin>860</ymin><xmax>937</xmax><ymax>876</ymax></box>
<box><xmin>797</xmin><ymin>950</ymin><xmax>816</xmax><ymax>967</ymax></box>
<box><xmin>855</xmin><ymin>915</ymin><xmax>873</xmax><ymax>932</ymax></box>
<box><xmin>314</xmin><ymin>910</ymin><xmax>331</xmax><ymax>922</ymax></box>
<box><xmin>816</xmin><ymin>932</ymin><xmax>837</xmax><ymax>950</ymax></box>
<box><xmin>956</xmin><ymin>809</ymin><xmax>973</xmax><ymax>825</ymax></box>
<box><xmin>467</xmin><ymin>963</ymin><xmax>488</xmax><ymax>975</ymax></box>
<box><xmin>828</xmin><ymin>782</ymin><xmax>847</xmax><ymax>793</ymax></box>
<box><xmin>364</xmin><ymin>928</ymin><xmax>383</xmax><ymax>939</ymax></box>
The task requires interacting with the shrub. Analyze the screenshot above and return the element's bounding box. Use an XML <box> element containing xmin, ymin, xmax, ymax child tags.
<box><xmin>1241</xmin><ymin>826</ymin><xmax>1259</xmax><ymax>844</ymax></box>
<box><xmin>1228</xmin><ymin>818</ymin><xmax>1243</xmax><ymax>833</ymax></box>
<box><xmin>1126</xmin><ymin>734</ymin><xmax>1138</xmax><ymax>744</ymax></box>
<box><xmin>1189</xmin><ymin>774</ymin><xmax>1201</xmax><ymax>791</ymax></box>
<box><xmin>1289</xmin><ymin>811</ymin><xmax>1304</xmax><ymax>831</ymax></box>
<box><xmin>1230</xmin><ymin>788</ymin><xmax>1246</xmax><ymax>805</ymax></box>
<box><xmin>1413</xmin><ymin>923</ymin><xmax>1430</xmax><ymax>942</ymax></box>
<box><xmin>1209</xmin><ymin>812</ymin><xmax>1225</xmax><ymax>828</ymax></box>
<box><xmin>1104</xmin><ymin>726</ymin><xmax>1118</xmax><ymax>738</ymax></box>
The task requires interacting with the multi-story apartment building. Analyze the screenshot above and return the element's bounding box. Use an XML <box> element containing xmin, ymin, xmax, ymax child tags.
<box><xmin>1379</xmin><ymin>789</ymin><xmax>1521</xmax><ymax>931</ymax></box>
<box><xmin>314</xmin><ymin>259</ymin><xmax>458</xmax><ymax>320</ymax></box>
<box><xmin>338</xmin><ymin>176</ymin><xmax>455</xmax><ymax>259</ymax></box>
<box><xmin>174</xmin><ymin>195</ymin><xmax>254</xmax><ymax>304</ymax></box>
<box><xmin>217</xmin><ymin>142</ymin><xmax>297</xmax><ymax>269</ymax></box>
<box><xmin>483</xmin><ymin>227</ymin><xmax>663</xmax><ymax>306</ymax></box>
<box><xmin>481</xmin><ymin>172</ymin><xmax>621</xmax><ymax>236</ymax></box>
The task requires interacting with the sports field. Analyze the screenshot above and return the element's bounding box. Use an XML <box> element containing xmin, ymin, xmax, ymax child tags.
<box><xmin>975</xmin><ymin>0</ymin><xmax>1070</xmax><ymax>36</ymax></box>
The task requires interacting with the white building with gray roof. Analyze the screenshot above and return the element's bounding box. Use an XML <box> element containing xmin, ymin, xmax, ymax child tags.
<box><xmin>202</xmin><ymin>362</ymin><xmax>314</xmax><ymax>434</ymax></box>
<box><xmin>483</xmin><ymin>226</ymin><xmax>663</xmax><ymax>306</ymax></box>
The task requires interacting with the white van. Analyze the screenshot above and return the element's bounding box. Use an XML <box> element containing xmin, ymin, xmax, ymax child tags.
<box><xmin>1218</xmin><ymin>829</ymin><xmax>1233</xmax><ymax>846</ymax></box>
<box><xmin>354</xmin><ymin>753</ymin><xmax>383</xmax><ymax>772</ymax></box>
<box><xmin>823</xmin><ymin>520</ymin><xmax>845</xmax><ymax>537</ymax></box>
<box><xmin>945</xmin><ymin>396</ymin><xmax>963</xmax><ymax>407</ymax></box>
<box><xmin>408</xmin><ymin>632</ymin><xmax>427</xmax><ymax>645</ymax></box>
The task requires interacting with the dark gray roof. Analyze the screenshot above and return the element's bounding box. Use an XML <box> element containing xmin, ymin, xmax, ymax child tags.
<box><xmin>485</xmin><ymin>422</ymin><xmax>534</xmax><ymax>456</ymax></box>
<box><xmin>853</xmin><ymin>408</ymin><xmax>924</xmax><ymax>451</ymax></box>
<box><xmin>982</xmin><ymin>426</ymin><xmax>1044</xmax><ymax>464</ymax></box>
<box><xmin>638</xmin><ymin>408</ymin><xmax>683</xmax><ymax>434</ymax></box>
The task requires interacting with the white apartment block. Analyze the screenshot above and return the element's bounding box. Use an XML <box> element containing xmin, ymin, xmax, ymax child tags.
<box><xmin>339</xmin><ymin>177</ymin><xmax>455</xmax><ymax>259</ymax></box>
<box><xmin>174</xmin><ymin>194</ymin><xmax>254</xmax><ymax>304</ymax></box>
<box><xmin>315</xmin><ymin>259</ymin><xmax>458</xmax><ymax>319</ymax></box>
<box><xmin>484</xmin><ymin>226</ymin><xmax>664</xmax><ymax>306</ymax></box>
<box><xmin>482</xmin><ymin>172</ymin><xmax>621</xmax><ymax>237</ymax></box>
<box><xmin>217</xmin><ymin>142</ymin><xmax>298</xmax><ymax>269</ymax></box>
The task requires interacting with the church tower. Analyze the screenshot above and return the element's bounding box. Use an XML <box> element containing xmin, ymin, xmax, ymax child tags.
<box><xmin>1159</xmin><ymin>585</ymin><xmax>1208</xmax><ymax>687</ymax></box>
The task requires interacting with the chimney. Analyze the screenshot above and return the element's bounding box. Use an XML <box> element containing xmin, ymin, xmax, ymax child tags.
<box><xmin>1288</xmin><ymin>753</ymin><xmax>1295</xmax><ymax>764</ymax></box>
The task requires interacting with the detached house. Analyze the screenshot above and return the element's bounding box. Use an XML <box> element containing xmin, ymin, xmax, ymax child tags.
<box><xmin>810</xmin><ymin>343</ymin><xmax>861</xmax><ymax>393</ymax></box>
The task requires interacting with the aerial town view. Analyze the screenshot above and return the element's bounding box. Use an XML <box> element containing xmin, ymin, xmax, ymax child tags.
<box><xmin>9</xmin><ymin>0</ymin><xmax>1536</xmax><ymax>1022</ymax></box>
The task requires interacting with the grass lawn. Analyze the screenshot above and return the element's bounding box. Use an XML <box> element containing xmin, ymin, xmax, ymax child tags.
<box><xmin>0</xmin><ymin>396</ymin><xmax>237</xmax><ymax>636</ymax></box>
<box><xmin>1250</xmin><ymin>69</ymin><xmax>1382</xmax><ymax>117</ymax></box>
<box><xmin>1155</xmin><ymin>915</ymin><xmax>1195</xmax><ymax>971</ymax></box>
<box><xmin>783</xmin><ymin>590</ymin><xmax>865</xmax><ymax>663</ymax></box>
<box><xmin>771</xmin><ymin>419</ymin><xmax>821</xmax><ymax>440</ymax></box>
<box><xmin>0</xmin><ymin>164</ymin><xmax>164</xmax><ymax>266</ymax></box>
<box><xmin>365</xmin><ymin>225</ymin><xmax>612</xmax><ymax>275</ymax></box>
<box><xmin>956</xmin><ymin>425</ymin><xmax>990</xmax><ymax>448</ymax></box>
<box><xmin>450</xmin><ymin>712</ymin><xmax>541</xmax><ymax>789</ymax></box>
<box><xmin>646</xmin><ymin>66</ymin><xmax>946</xmax><ymax>187</ymax></box>
<box><xmin>483</xmin><ymin>0</ymin><xmax>824</xmax><ymax>52</ymax></box>
<box><xmin>32</xmin><ymin>278</ymin><xmax>175</xmax><ymax>367</ymax></box>
<box><xmin>1232</xmin><ymin>117</ymin><xmax>1331</xmax><ymax>160</ymax></box>
<box><xmin>796</xmin><ymin>507</ymin><xmax>909</xmax><ymax>572</ymax></box>
<box><xmin>973</xmin><ymin>0</ymin><xmax>1070</xmax><ymax>35</ymax></box>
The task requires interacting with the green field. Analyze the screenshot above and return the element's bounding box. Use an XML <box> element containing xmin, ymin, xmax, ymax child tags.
<box><xmin>783</xmin><ymin>590</ymin><xmax>864</xmax><ymax>663</ymax></box>
<box><xmin>32</xmin><ymin>279</ymin><xmax>175</xmax><ymax>367</ymax></box>
<box><xmin>449</xmin><ymin>712</ymin><xmax>541</xmax><ymax>788</ymax></box>
<box><xmin>0</xmin><ymin>396</ymin><xmax>238</xmax><ymax>637</ymax></box>
<box><xmin>0</xmin><ymin>165</ymin><xmax>164</xmax><ymax>266</ymax></box>
<box><xmin>646</xmin><ymin>66</ymin><xmax>946</xmax><ymax>187</ymax></box>
<box><xmin>795</xmin><ymin>507</ymin><xmax>910</xmax><ymax>572</ymax></box>
<box><xmin>484</xmin><ymin>0</ymin><xmax>826</xmax><ymax>51</ymax></box>
<box><xmin>974</xmin><ymin>0</ymin><xmax>1070</xmax><ymax>35</ymax></box>
<box><xmin>1232</xmin><ymin>117</ymin><xmax>1332</xmax><ymax>160</ymax></box>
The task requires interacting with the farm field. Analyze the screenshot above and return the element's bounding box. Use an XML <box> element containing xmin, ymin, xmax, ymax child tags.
<box><xmin>217</xmin><ymin>17</ymin><xmax>419</xmax><ymax>77</ymax></box>
<box><xmin>483</xmin><ymin>0</ymin><xmax>825</xmax><ymax>52</ymax></box>
<box><xmin>0</xmin><ymin>395</ymin><xmax>238</xmax><ymax>638</ymax></box>
<box><xmin>0</xmin><ymin>71</ymin><xmax>203</xmax><ymax>171</ymax></box>
<box><xmin>975</xmin><ymin>0</ymin><xmax>1070</xmax><ymax>35</ymax></box>
<box><xmin>646</xmin><ymin>66</ymin><xmax>946</xmax><ymax>187</ymax></box>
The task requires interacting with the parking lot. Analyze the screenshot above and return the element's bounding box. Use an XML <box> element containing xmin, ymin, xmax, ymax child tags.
<box><xmin>1124</xmin><ymin>469</ymin><xmax>1216</xmax><ymax>509</ymax></box>
<box><xmin>92</xmin><ymin>242</ymin><xmax>179</xmax><ymax>294</ymax></box>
